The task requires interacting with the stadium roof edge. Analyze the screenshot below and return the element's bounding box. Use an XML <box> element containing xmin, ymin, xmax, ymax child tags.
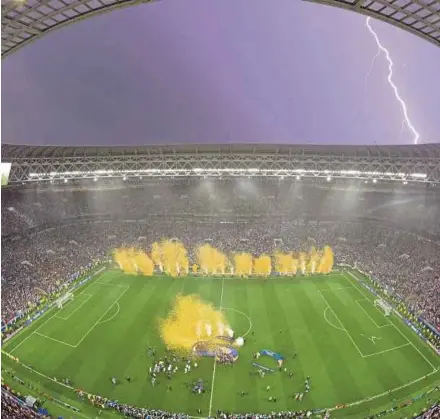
<box><xmin>2</xmin><ymin>143</ymin><xmax>440</xmax><ymax>160</ymax></box>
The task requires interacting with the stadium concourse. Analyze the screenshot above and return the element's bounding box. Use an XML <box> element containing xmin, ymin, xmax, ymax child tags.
<box><xmin>1</xmin><ymin>143</ymin><xmax>440</xmax><ymax>418</ymax></box>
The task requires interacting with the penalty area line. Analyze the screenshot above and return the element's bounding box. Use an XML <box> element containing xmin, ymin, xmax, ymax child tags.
<box><xmin>344</xmin><ymin>271</ymin><xmax>437</xmax><ymax>371</ymax></box>
<box><xmin>34</xmin><ymin>332</ymin><xmax>76</xmax><ymax>348</ymax></box>
<box><xmin>362</xmin><ymin>342</ymin><xmax>410</xmax><ymax>358</ymax></box>
<box><xmin>208</xmin><ymin>277</ymin><xmax>225</xmax><ymax>418</ymax></box>
<box><xmin>318</xmin><ymin>290</ymin><xmax>365</xmax><ymax>358</ymax></box>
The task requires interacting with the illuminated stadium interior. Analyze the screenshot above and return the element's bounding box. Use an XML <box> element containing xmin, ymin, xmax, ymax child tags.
<box><xmin>1</xmin><ymin>142</ymin><xmax>440</xmax><ymax>418</ymax></box>
<box><xmin>1</xmin><ymin>1</ymin><xmax>440</xmax><ymax>419</ymax></box>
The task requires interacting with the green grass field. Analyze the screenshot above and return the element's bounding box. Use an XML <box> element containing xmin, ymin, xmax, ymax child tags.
<box><xmin>2</xmin><ymin>269</ymin><xmax>439</xmax><ymax>419</ymax></box>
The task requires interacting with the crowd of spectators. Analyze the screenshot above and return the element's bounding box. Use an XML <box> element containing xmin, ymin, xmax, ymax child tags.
<box><xmin>2</xmin><ymin>213</ymin><xmax>439</xmax><ymax>329</ymax></box>
<box><xmin>1</xmin><ymin>388</ymin><xmax>43</xmax><ymax>419</ymax></box>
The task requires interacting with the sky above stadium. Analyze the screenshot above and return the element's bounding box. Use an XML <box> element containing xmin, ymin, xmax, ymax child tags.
<box><xmin>2</xmin><ymin>0</ymin><xmax>440</xmax><ymax>147</ymax></box>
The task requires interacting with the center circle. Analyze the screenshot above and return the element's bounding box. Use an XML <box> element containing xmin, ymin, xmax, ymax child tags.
<box><xmin>221</xmin><ymin>307</ymin><xmax>253</xmax><ymax>337</ymax></box>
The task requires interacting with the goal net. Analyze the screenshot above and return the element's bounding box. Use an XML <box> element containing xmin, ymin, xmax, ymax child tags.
<box><xmin>55</xmin><ymin>292</ymin><xmax>74</xmax><ymax>309</ymax></box>
<box><xmin>374</xmin><ymin>299</ymin><xmax>392</xmax><ymax>316</ymax></box>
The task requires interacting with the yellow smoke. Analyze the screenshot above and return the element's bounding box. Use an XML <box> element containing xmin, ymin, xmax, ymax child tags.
<box><xmin>308</xmin><ymin>247</ymin><xmax>320</xmax><ymax>275</ymax></box>
<box><xmin>234</xmin><ymin>253</ymin><xmax>253</xmax><ymax>276</ymax></box>
<box><xmin>253</xmin><ymin>255</ymin><xmax>272</xmax><ymax>276</ymax></box>
<box><xmin>113</xmin><ymin>248</ymin><xmax>154</xmax><ymax>275</ymax></box>
<box><xmin>317</xmin><ymin>245</ymin><xmax>334</xmax><ymax>274</ymax></box>
<box><xmin>160</xmin><ymin>240</ymin><xmax>189</xmax><ymax>277</ymax></box>
<box><xmin>196</xmin><ymin>244</ymin><xmax>227</xmax><ymax>275</ymax></box>
<box><xmin>133</xmin><ymin>250</ymin><xmax>155</xmax><ymax>276</ymax></box>
<box><xmin>159</xmin><ymin>294</ymin><xmax>230</xmax><ymax>352</ymax></box>
<box><xmin>299</xmin><ymin>252</ymin><xmax>307</xmax><ymax>275</ymax></box>
<box><xmin>151</xmin><ymin>242</ymin><xmax>163</xmax><ymax>272</ymax></box>
<box><xmin>274</xmin><ymin>251</ymin><xmax>294</xmax><ymax>275</ymax></box>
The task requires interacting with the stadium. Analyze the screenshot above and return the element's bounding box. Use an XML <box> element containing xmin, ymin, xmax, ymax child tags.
<box><xmin>1</xmin><ymin>142</ymin><xmax>440</xmax><ymax>419</ymax></box>
<box><xmin>2</xmin><ymin>0</ymin><xmax>440</xmax><ymax>418</ymax></box>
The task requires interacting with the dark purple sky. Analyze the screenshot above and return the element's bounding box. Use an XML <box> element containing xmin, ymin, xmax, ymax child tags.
<box><xmin>2</xmin><ymin>0</ymin><xmax>439</xmax><ymax>146</ymax></box>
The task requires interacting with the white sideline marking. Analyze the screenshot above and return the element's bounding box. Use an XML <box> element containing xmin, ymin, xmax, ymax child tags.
<box><xmin>9</xmin><ymin>300</ymin><xmax>67</xmax><ymax>354</ymax></box>
<box><xmin>318</xmin><ymin>290</ymin><xmax>365</xmax><ymax>357</ymax></box>
<box><xmin>95</xmin><ymin>282</ymin><xmax>129</xmax><ymax>289</ymax></box>
<box><xmin>208</xmin><ymin>277</ymin><xmax>225</xmax><ymax>418</ymax></box>
<box><xmin>355</xmin><ymin>299</ymin><xmax>391</xmax><ymax>329</ymax></box>
<box><xmin>55</xmin><ymin>294</ymin><xmax>93</xmax><ymax>320</ymax></box>
<box><xmin>344</xmin><ymin>271</ymin><xmax>437</xmax><ymax>370</ymax></box>
<box><xmin>326</xmin><ymin>367</ymin><xmax>438</xmax><ymax>412</ymax></box>
<box><xmin>34</xmin><ymin>332</ymin><xmax>76</xmax><ymax>348</ymax></box>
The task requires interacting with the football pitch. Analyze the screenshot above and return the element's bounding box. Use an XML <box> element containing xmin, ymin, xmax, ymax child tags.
<box><xmin>2</xmin><ymin>269</ymin><xmax>439</xmax><ymax>418</ymax></box>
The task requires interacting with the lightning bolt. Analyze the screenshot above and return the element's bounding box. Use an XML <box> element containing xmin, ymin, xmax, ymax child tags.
<box><xmin>365</xmin><ymin>17</ymin><xmax>420</xmax><ymax>145</ymax></box>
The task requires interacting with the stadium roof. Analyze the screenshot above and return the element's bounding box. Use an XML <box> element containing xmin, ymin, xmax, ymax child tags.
<box><xmin>3</xmin><ymin>142</ymin><xmax>440</xmax><ymax>159</ymax></box>
<box><xmin>2</xmin><ymin>0</ymin><xmax>440</xmax><ymax>58</ymax></box>
<box><xmin>304</xmin><ymin>0</ymin><xmax>440</xmax><ymax>48</ymax></box>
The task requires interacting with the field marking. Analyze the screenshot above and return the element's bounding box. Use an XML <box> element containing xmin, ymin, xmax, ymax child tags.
<box><xmin>34</xmin><ymin>332</ymin><xmax>76</xmax><ymax>348</ymax></box>
<box><xmin>362</xmin><ymin>343</ymin><xmax>410</xmax><ymax>357</ymax></box>
<box><xmin>73</xmin><ymin>287</ymin><xmax>129</xmax><ymax>348</ymax></box>
<box><xmin>95</xmin><ymin>282</ymin><xmax>130</xmax><ymax>289</ymax></box>
<box><xmin>55</xmin><ymin>294</ymin><xmax>93</xmax><ymax>320</ymax></box>
<box><xmin>208</xmin><ymin>277</ymin><xmax>225</xmax><ymax>418</ymax></box>
<box><xmin>318</xmin><ymin>290</ymin><xmax>365</xmax><ymax>357</ymax></box>
<box><xmin>326</xmin><ymin>367</ymin><xmax>439</xmax><ymax>412</ymax></box>
<box><xmin>9</xmin><ymin>300</ymin><xmax>68</xmax><ymax>354</ymax></box>
<box><xmin>323</xmin><ymin>307</ymin><xmax>345</xmax><ymax>331</ymax></box>
<box><xmin>222</xmin><ymin>307</ymin><xmax>253</xmax><ymax>337</ymax></box>
<box><xmin>344</xmin><ymin>271</ymin><xmax>437</xmax><ymax>371</ymax></box>
<box><xmin>11</xmin><ymin>278</ymin><xmax>129</xmax><ymax>352</ymax></box>
<box><xmin>97</xmin><ymin>302</ymin><xmax>120</xmax><ymax>325</ymax></box>
<box><xmin>355</xmin><ymin>299</ymin><xmax>392</xmax><ymax>329</ymax></box>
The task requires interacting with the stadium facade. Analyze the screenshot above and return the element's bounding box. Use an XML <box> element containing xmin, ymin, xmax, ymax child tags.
<box><xmin>2</xmin><ymin>143</ymin><xmax>440</xmax><ymax>185</ymax></box>
<box><xmin>2</xmin><ymin>0</ymin><xmax>440</xmax><ymax>58</ymax></box>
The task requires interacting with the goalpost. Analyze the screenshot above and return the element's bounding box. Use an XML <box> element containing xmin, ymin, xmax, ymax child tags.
<box><xmin>374</xmin><ymin>299</ymin><xmax>392</xmax><ymax>316</ymax></box>
<box><xmin>55</xmin><ymin>292</ymin><xmax>74</xmax><ymax>309</ymax></box>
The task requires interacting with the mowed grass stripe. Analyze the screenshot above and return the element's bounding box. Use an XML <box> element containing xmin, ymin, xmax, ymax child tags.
<box><xmin>244</xmin><ymin>280</ymin><xmax>279</xmax><ymax>412</ymax></box>
<box><xmin>272</xmin><ymin>283</ymin><xmax>319</xmax><ymax>409</ymax></box>
<box><xmin>82</xmin><ymin>276</ymin><xmax>176</xmax><ymax>406</ymax></box>
<box><xmin>209</xmin><ymin>279</ymin><xmax>256</xmax><ymax>414</ymax></box>
<box><xmin>262</xmin><ymin>280</ymin><xmax>296</xmax><ymax>411</ymax></box>
<box><xmin>293</xmin><ymin>281</ymin><xmax>365</xmax><ymax>406</ymax></box>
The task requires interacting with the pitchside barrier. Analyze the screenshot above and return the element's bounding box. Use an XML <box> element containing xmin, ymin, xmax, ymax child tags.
<box><xmin>2</xmin><ymin>264</ymin><xmax>108</xmax><ymax>343</ymax></box>
<box><xmin>338</xmin><ymin>264</ymin><xmax>440</xmax><ymax>356</ymax></box>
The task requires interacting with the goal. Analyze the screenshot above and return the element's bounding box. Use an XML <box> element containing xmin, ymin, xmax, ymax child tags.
<box><xmin>55</xmin><ymin>292</ymin><xmax>74</xmax><ymax>309</ymax></box>
<box><xmin>374</xmin><ymin>299</ymin><xmax>392</xmax><ymax>316</ymax></box>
